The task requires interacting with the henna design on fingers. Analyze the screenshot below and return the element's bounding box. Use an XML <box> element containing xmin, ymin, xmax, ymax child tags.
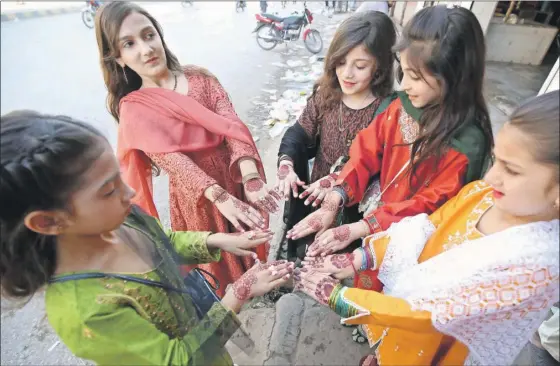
<box><xmin>244</xmin><ymin>178</ymin><xmax>264</xmax><ymax>193</ymax></box>
<box><xmin>307</xmin><ymin>257</ymin><xmax>325</xmax><ymax>269</ymax></box>
<box><xmin>277</xmin><ymin>165</ymin><xmax>291</xmax><ymax>180</ymax></box>
<box><xmin>330</xmin><ymin>254</ymin><xmax>354</xmax><ymax>269</ymax></box>
<box><xmin>233</xmin><ymin>199</ymin><xmax>251</xmax><ymax>214</ymax></box>
<box><xmin>212</xmin><ymin>187</ymin><xmax>229</xmax><ymax>203</ymax></box>
<box><xmin>308</xmin><ymin>217</ymin><xmax>324</xmax><ymax>231</ymax></box>
<box><xmin>319</xmin><ymin>179</ymin><xmax>332</xmax><ymax>189</ymax></box>
<box><xmin>314</xmin><ymin>277</ymin><xmax>337</xmax><ymax>304</ymax></box>
<box><xmin>333</xmin><ymin>225</ymin><xmax>351</xmax><ymax>242</ymax></box>
<box><xmin>270</xmin><ymin>190</ymin><xmax>282</xmax><ymax>200</ymax></box>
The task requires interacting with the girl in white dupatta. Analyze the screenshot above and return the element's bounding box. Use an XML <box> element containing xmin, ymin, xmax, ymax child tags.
<box><xmin>294</xmin><ymin>90</ymin><xmax>560</xmax><ymax>366</ymax></box>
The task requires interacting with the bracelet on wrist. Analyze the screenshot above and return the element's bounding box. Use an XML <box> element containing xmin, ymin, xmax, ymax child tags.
<box><xmin>242</xmin><ymin>172</ymin><xmax>261</xmax><ymax>185</ymax></box>
<box><xmin>211</xmin><ymin>189</ymin><xmax>228</xmax><ymax>204</ymax></box>
<box><xmin>357</xmin><ymin>247</ymin><xmax>369</xmax><ymax>272</ymax></box>
<box><xmin>328</xmin><ymin>285</ymin><xmax>358</xmax><ymax>318</ymax></box>
<box><xmin>278</xmin><ymin>155</ymin><xmax>294</xmax><ymax>167</ymax></box>
<box><xmin>331</xmin><ymin>187</ymin><xmax>347</xmax><ymax>207</ymax></box>
<box><xmin>238</xmin><ymin>157</ymin><xmax>255</xmax><ymax>166</ymax></box>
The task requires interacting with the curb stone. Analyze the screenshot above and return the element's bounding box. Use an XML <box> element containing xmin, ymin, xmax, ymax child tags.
<box><xmin>1</xmin><ymin>6</ymin><xmax>83</xmax><ymax>23</ymax></box>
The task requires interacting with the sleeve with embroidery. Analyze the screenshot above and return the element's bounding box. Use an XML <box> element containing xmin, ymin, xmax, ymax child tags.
<box><xmin>206</xmin><ymin>76</ymin><xmax>261</xmax><ymax>183</ymax></box>
<box><xmin>335</xmin><ymin>110</ymin><xmax>386</xmax><ymax>206</ymax></box>
<box><xmin>362</xmin><ymin>151</ymin><xmax>468</xmax><ymax>234</ymax></box>
<box><xmin>146</xmin><ymin>152</ymin><xmax>217</xmax><ymax>206</ymax></box>
<box><xmin>328</xmin><ymin>285</ymin><xmax>433</xmax><ymax>332</ymax></box>
<box><xmin>166</xmin><ymin>230</ymin><xmax>221</xmax><ymax>264</ymax></box>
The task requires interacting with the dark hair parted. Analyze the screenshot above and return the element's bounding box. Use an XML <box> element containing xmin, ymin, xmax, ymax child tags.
<box><xmin>509</xmin><ymin>90</ymin><xmax>559</xmax><ymax>169</ymax></box>
<box><xmin>313</xmin><ymin>11</ymin><xmax>396</xmax><ymax>111</ymax></box>
<box><xmin>394</xmin><ymin>6</ymin><xmax>494</xmax><ymax>188</ymax></box>
<box><xmin>0</xmin><ymin>111</ymin><xmax>106</xmax><ymax>298</ymax></box>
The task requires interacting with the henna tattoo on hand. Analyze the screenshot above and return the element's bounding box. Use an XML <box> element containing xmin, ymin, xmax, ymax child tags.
<box><xmin>308</xmin><ymin>217</ymin><xmax>324</xmax><ymax>231</ymax></box>
<box><xmin>232</xmin><ymin>272</ymin><xmax>258</xmax><ymax>300</ymax></box>
<box><xmin>277</xmin><ymin>165</ymin><xmax>291</xmax><ymax>180</ymax></box>
<box><xmin>233</xmin><ymin>199</ymin><xmax>250</xmax><ymax>213</ymax></box>
<box><xmin>319</xmin><ymin>178</ymin><xmax>332</xmax><ymax>189</ymax></box>
<box><xmin>244</xmin><ymin>178</ymin><xmax>264</xmax><ymax>193</ymax></box>
<box><xmin>315</xmin><ymin>277</ymin><xmax>337</xmax><ymax>304</ymax></box>
<box><xmin>333</xmin><ymin>225</ymin><xmax>351</xmax><ymax>242</ymax></box>
<box><xmin>322</xmin><ymin>199</ymin><xmax>339</xmax><ymax>213</ymax></box>
<box><xmin>212</xmin><ymin>187</ymin><xmax>229</xmax><ymax>204</ymax></box>
<box><xmin>330</xmin><ymin>254</ymin><xmax>354</xmax><ymax>269</ymax></box>
<box><xmin>307</xmin><ymin>257</ymin><xmax>325</xmax><ymax>269</ymax></box>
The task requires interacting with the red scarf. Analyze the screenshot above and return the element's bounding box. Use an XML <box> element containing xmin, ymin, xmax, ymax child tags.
<box><xmin>117</xmin><ymin>87</ymin><xmax>260</xmax><ymax>218</ymax></box>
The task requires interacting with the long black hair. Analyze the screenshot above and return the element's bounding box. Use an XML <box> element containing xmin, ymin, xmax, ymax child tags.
<box><xmin>0</xmin><ymin>111</ymin><xmax>106</xmax><ymax>298</ymax></box>
<box><xmin>395</xmin><ymin>6</ymin><xmax>494</xmax><ymax>188</ymax></box>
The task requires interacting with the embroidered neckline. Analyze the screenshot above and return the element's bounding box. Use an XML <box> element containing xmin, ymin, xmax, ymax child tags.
<box><xmin>442</xmin><ymin>191</ymin><xmax>493</xmax><ymax>252</ymax></box>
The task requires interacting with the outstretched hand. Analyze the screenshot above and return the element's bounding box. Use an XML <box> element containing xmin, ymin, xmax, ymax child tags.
<box><xmin>244</xmin><ymin>177</ymin><xmax>282</xmax><ymax>214</ymax></box>
<box><xmin>274</xmin><ymin>161</ymin><xmax>306</xmax><ymax>200</ymax></box>
<box><xmin>293</xmin><ymin>267</ymin><xmax>339</xmax><ymax>307</ymax></box>
<box><xmin>207</xmin><ymin>230</ymin><xmax>273</xmax><ymax>257</ymax></box>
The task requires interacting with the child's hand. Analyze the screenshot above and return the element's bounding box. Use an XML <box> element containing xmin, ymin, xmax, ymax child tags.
<box><xmin>232</xmin><ymin>260</ymin><xmax>295</xmax><ymax>300</ymax></box>
<box><xmin>207</xmin><ymin>230</ymin><xmax>273</xmax><ymax>257</ymax></box>
<box><xmin>274</xmin><ymin>161</ymin><xmax>306</xmax><ymax>200</ymax></box>
<box><xmin>299</xmin><ymin>173</ymin><xmax>337</xmax><ymax>207</ymax></box>
<box><xmin>301</xmin><ymin>252</ymin><xmax>359</xmax><ymax>279</ymax></box>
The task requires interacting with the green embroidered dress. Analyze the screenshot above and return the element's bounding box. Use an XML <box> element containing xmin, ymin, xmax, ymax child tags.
<box><xmin>46</xmin><ymin>207</ymin><xmax>240</xmax><ymax>365</ymax></box>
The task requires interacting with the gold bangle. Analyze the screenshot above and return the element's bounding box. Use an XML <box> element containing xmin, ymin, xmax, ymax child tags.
<box><xmin>242</xmin><ymin>172</ymin><xmax>261</xmax><ymax>185</ymax></box>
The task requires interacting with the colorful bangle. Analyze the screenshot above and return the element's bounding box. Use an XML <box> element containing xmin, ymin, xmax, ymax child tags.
<box><xmin>332</xmin><ymin>186</ymin><xmax>348</xmax><ymax>206</ymax></box>
<box><xmin>357</xmin><ymin>245</ymin><xmax>375</xmax><ymax>272</ymax></box>
<box><xmin>357</xmin><ymin>247</ymin><xmax>369</xmax><ymax>272</ymax></box>
<box><xmin>211</xmin><ymin>189</ymin><xmax>228</xmax><ymax>204</ymax></box>
<box><xmin>328</xmin><ymin>285</ymin><xmax>359</xmax><ymax>318</ymax></box>
<box><xmin>278</xmin><ymin>155</ymin><xmax>294</xmax><ymax>167</ymax></box>
<box><xmin>362</xmin><ymin>216</ymin><xmax>380</xmax><ymax>235</ymax></box>
<box><xmin>242</xmin><ymin>172</ymin><xmax>261</xmax><ymax>185</ymax></box>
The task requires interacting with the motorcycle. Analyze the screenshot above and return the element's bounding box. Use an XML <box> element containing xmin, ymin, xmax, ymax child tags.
<box><xmin>81</xmin><ymin>0</ymin><xmax>100</xmax><ymax>29</ymax></box>
<box><xmin>236</xmin><ymin>1</ymin><xmax>246</xmax><ymax>12</ymax></box>
<box><xmin>253</xmin><ymin>3</ymin><xmax>322</xmax><ymax>54</ymax></box>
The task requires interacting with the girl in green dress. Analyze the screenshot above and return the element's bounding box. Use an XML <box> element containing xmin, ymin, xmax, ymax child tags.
<box><xmin>0</xmin><ymin>111</ymin><xmax>294</xmax><ymax>365</ymax></box>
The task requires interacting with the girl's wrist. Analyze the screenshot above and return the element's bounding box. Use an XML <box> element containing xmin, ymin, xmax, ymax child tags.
<box><xmin>222</xmin><ymin>290</ymin><xmax>244</xmax><ymax>313</ymax></box>
<box><xmin>205</xmin><ymin>184</ymin><xmax>229</xmax><ymax>204</ymax></box>
<box><xmin>206</xmin><ymin>233</ymin><xmax>225</xmax><ymax>250</ymax></box>
<box><xmin>351</xmin><ymin>221</ymin><xmax>369</xmax><ymax>239</ymax></box>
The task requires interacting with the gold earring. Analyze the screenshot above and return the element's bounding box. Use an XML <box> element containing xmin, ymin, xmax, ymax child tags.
<box><xmin>121</xmin><ymin>65</ymin><xmax>128</xmax><ymax>84</ymax></box>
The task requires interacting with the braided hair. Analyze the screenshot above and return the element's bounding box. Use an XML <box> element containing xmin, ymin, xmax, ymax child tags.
<box><xmin>1</xmin><ymin>111</ymin><xmax>106</xmax><ymax>298</ymax></box>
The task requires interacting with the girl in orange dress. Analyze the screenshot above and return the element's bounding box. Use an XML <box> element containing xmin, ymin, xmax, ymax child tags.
<box><xmin>295</xmin><ymin>90</ymin><xmax>560</xmax><ymax>365</ymax></box>
<box><xmin>288</xmin><ymin>5</ymin><xmax>493</xmax><ymax>309</ymax></box>
<box><xmin>95</xmin><ymin>2</ymin><xmax>280</xmax><ymax>296</ymax></box>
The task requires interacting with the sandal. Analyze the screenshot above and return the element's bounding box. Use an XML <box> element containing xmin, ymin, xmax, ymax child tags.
<box><xmin>352</xmin><ymin>326</ymin><xmax>367</xmax><ymax>344</ymax></box>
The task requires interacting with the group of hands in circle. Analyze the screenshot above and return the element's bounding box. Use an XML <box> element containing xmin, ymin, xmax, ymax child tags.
<box><xmin>209</xmin><ymin>159</ymin><xmax>364</xmax><ymax>308</ymax></box>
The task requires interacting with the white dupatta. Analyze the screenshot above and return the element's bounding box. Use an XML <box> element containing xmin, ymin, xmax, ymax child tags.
<box><xmin>374</xmin><ymin>214</ymin><xmax>559</xmax><ymax>366</ymax></box>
